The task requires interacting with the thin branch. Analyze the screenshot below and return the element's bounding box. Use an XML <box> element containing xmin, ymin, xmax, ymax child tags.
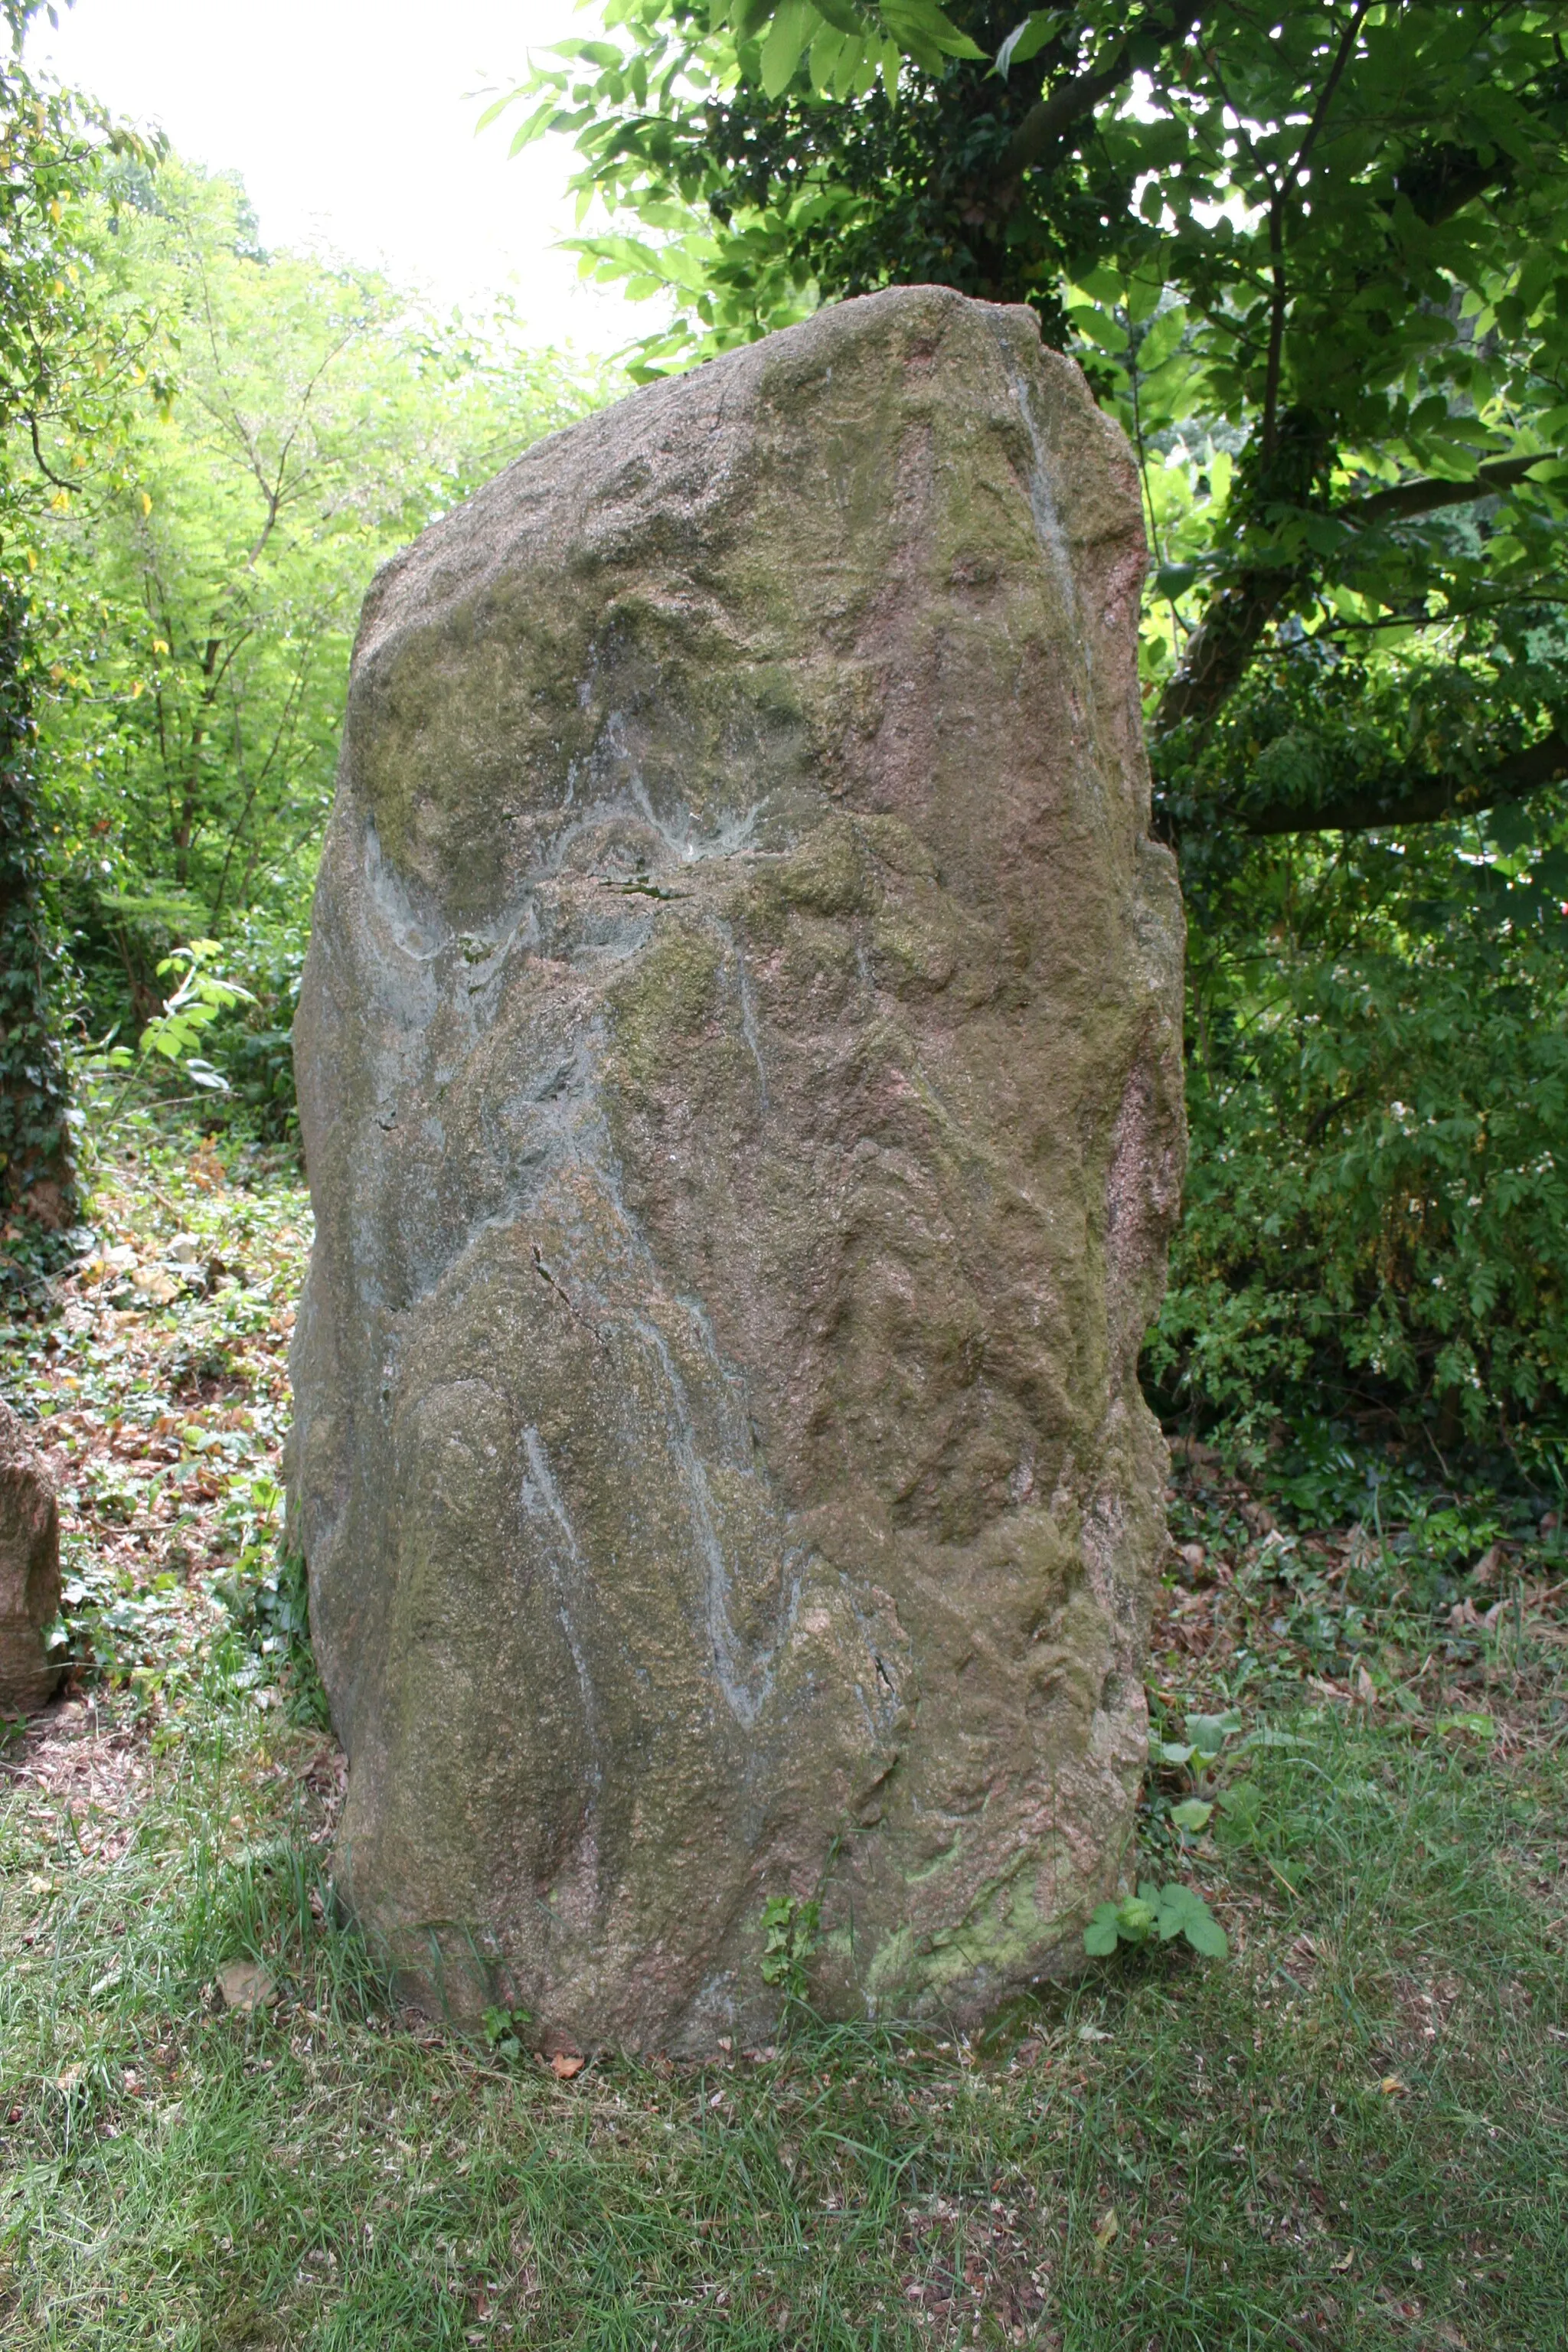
<box><xmin>24</xmin><ymin>412</ymin><xmax>75</xmax><ymax>492</ymax></box>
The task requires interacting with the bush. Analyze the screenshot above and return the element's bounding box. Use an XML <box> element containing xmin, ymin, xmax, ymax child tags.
<box><xmin>1148</xmin><ymin>791</ymin><xmax>1568</xmax><ymax>1451</ymax></box>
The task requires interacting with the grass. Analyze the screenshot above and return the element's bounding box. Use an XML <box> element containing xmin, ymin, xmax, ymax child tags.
<box><xmin>2</xmin><ymin>1122</ymin><xmax>1566</xmax><ymax>2348</ymax></box>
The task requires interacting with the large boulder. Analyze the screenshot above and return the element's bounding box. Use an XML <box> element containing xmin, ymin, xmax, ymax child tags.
<box><xmin>289</xmin><ymin>285</ymin><xmax>1184</xmax><ymax>2053</ymax></box>
<box><xmin>0</xmin><ymin>1400</ymin><xmax>64</xmax><ymax>1713</ymax></box>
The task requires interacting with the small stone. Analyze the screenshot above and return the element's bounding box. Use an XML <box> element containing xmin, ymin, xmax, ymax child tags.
<box><xmin>0</xmin><ymin>1402</ymin><xmax>64</xmax><ymax>1714</ymax></box>
<box><xmin>217</xmin><ymin>1960</ymin><xmax>277</xmax><ymax>2014</ymax></box>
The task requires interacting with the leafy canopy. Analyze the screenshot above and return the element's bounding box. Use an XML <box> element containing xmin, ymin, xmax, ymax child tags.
<box><xmin>488</xmin><ymin>5</ymin><xmax>1568</xmax><ymax>1444</ymax></box>
<box><xmin>491</xmin><ymin>1</ymin><xmax>1568</xmax><ymax>833</ymax></box>
<box><xmin>21</xmin><ymin>152</ymin><xmax>616</xmax><ymax>1134</ymax></box>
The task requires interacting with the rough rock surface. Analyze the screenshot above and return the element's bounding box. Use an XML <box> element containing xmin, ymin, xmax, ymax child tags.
<box><xmin>0</xmin><ymin>1400</ymin><xmax>63</xmax><ymax>1713</ymax></box>
<box><xmin>289</xmin><ymin>284</ymin><xmax>1185</xmax><ymax>2053</ymax></box>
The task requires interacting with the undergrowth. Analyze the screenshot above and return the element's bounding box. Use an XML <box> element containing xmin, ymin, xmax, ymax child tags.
<box><xmin>0</xmin><ymin>1124</ymin><xmax>1564</xmax><ymax>2348</ymax></box>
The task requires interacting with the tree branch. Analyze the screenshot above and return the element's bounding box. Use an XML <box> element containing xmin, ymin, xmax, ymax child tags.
<box><xmin>1240</xmin><ymin>727</ymin><xmax>1568</xmax><ymax>836</ymax></box>
<box><xmin>1154</xmin><ymin>452</ymin><xmax>1560</xmax><ymax>740</ymax></box>
<box><xmin>1335</xmin><ymin>452</ymin><xmax>1558</xmax><ymax>528</ymax></box>
<box><xmin>998</xmin><ymin>5</ymin><xmax>1202</xmax><ymax>185</ymax></box>
<box><xmin>1155</xmin><ymin>567</ymin><xmax>1298</xmax><ymax>737</ymax></box>
<box><xmin>999</xmin><ymin>48</ymin><xmax>1135</xmax><ymax>181</ymax></box>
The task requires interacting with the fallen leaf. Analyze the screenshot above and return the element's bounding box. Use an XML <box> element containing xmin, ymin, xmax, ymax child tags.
<box><xmin>1353</xmin><ymin>1662</ymin><xmax>1378</xmax><ymax>1706</ymax></box>
<box><xmin>1092</xmin><ymin>2206</ymin><xmax>1119</xmax><ymax>2256</ymax></box>
<box><xmin>1436</xmin><ymin>1712</ymin><xmax>1495</xmax><ymax>1741</ymax></box>
<box><xmin>1077</xmin><ymin>2022</ymin><xmax>1112</xmax><ymax>2043</ymax></box>
<box><xmin>1331</xmin><ymin>2249</ymin><xmax>1355</xmax><ymax>2272</ymax></box>
<box><xmin>1379</xmin><ymin>2075</ymin><xmax>1407</xmax><ymax>2096</ymax></box>
<box><xmin>131</xmin><ymin>1267</ymin><xmax>179</xmax><ymax>1305</ymax></box>
<box><xmin>217</xmin><ymin>1960</ymin><xmax>277</xmax><ymax>2014</ymax></box>
<box><xmin>550</xmin><ymin>2051</ymin><xmax>586</xmax><ymax>2080</ymax></box>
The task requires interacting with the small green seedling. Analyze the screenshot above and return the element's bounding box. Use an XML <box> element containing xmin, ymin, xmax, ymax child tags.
<box><xmin>481</xmin><ymin>2005</ymin><xmax>534</xmax><ymax>2064</ymax></box>
<box><xmin>1171</xmin><ymin>1798</ymin><xmax>1214</xmax><ymax>1834</ymax></box>
<box><xmin>1085</xmin><ymin>1880</ymin><xmax>1229</xmax><ymax>1960</ymax></box>
<box><xmin>760</xmin><ymin>1893</ymin><xmax>820</xmax><ymax>2001</ymax></box>
<box><xmin>106</xmin><ymin>939</ymin><xmax>253</xmax><ymax>1108</ymax></box>
<box><xmin>1155</xmin><ymin>1708</ymin><xmax>1243</xmax><ymax>1770</ymax></box>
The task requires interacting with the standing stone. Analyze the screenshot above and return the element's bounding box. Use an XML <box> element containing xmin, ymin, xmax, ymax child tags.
<box><xmin>289</xmin><ymin>285</ymin><xmax>1184</xmax><ymax>2053</ymax></box>
<box><xmin>0</xmin><ymin>1399</ymin><xmax>63</xmax><ymax>1713</ymax></box>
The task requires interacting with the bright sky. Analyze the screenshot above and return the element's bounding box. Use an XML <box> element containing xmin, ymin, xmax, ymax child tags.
<box><xmin>26</xmin><ymin>0</ymin><xmax>638</xmax><ymax>351</ymax></box>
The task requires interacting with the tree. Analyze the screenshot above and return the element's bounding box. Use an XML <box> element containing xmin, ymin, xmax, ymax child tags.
<box><xmin>486</xmin><ymin>5</ymin><xmax>1568</xmax><ymax>1442</ymax></box>
<box><xmin>28</xmin><ymin>159</ymin><xmax>612</xmax><ymax>1072</ymax></box>
<box><xmin>492</xmin><ymin>1</ymin><xmax>1568</xmax><ymax>842</ymax></box>
<box><xmin>0</xmin><ymin>0</ymin><xmax>152</xmax><ymax>1227</ymax></box>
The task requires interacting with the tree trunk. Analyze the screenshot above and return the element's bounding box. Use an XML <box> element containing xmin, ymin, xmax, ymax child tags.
<box><xmin>0</xmin><ymin>582</ymin><xmax>77</xmax><ymax>1232</ymax></box>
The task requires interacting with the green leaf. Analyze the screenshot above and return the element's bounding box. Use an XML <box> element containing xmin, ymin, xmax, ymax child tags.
<box><xmin>878</xmin><ymin>0</ymin><xmax>985</xmax><ymax>63</ymax></box>
<box><xmin>1154</xmin><ymin>1883</ymin><xmax>1229</xmax><ymax>1958</ymax></box>
<box><xmin>508</xmin><ymin>104</ymin><xmax>562</xmax><ymax>158</ymax></box>
<box><xmin>1181</xmin><ymin>1906</ymin><xmax>1230</xmax><ymax>1959</ymax></box>
<box><xmin>1171</xmin><ymin>1798</ymin><xmax>1214</xmax><ymax>1833</ymax></box>
<box><xmin>1083</xmin><ymin>1906</ymin><xmax>1121</xmax><ymax>1956</ymax></box>
<box><xmin>1185</xmin><ymin>1710</ymin><xmax>1241</xmax><ymax>1759</ymax></box>
<box><xmin>1113</xmin><ymin>1892</ymin><xmax>1156</xmax><ymax>1945</ymax></box>
<box><xmin>474</xmin><ymin>90</ymin><xmax>521</xmax><ymax>134</ymax></box>
<box><xmin>994</xmin><ymin>9</ymin><xmax>1059</xmax><ymax>80</ymax></box>
<box><xmin>1067</xmin><ymin>304</ymin><xmax>1129</xmax><ymax>354</ymax></box>
<box><xmin>760</xmin><ymin>0</ymin><xmax>819</xmax><ymax>95</ymax></box>
<box><xmin>554</xmin><ymin>38</ymin><xmax>626</xmax><ymax>67</ymax></box>
<box><xmin>809</xmin><ymin>24</ymin><xmax>850</xmax><ymax>91</ymax></box>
